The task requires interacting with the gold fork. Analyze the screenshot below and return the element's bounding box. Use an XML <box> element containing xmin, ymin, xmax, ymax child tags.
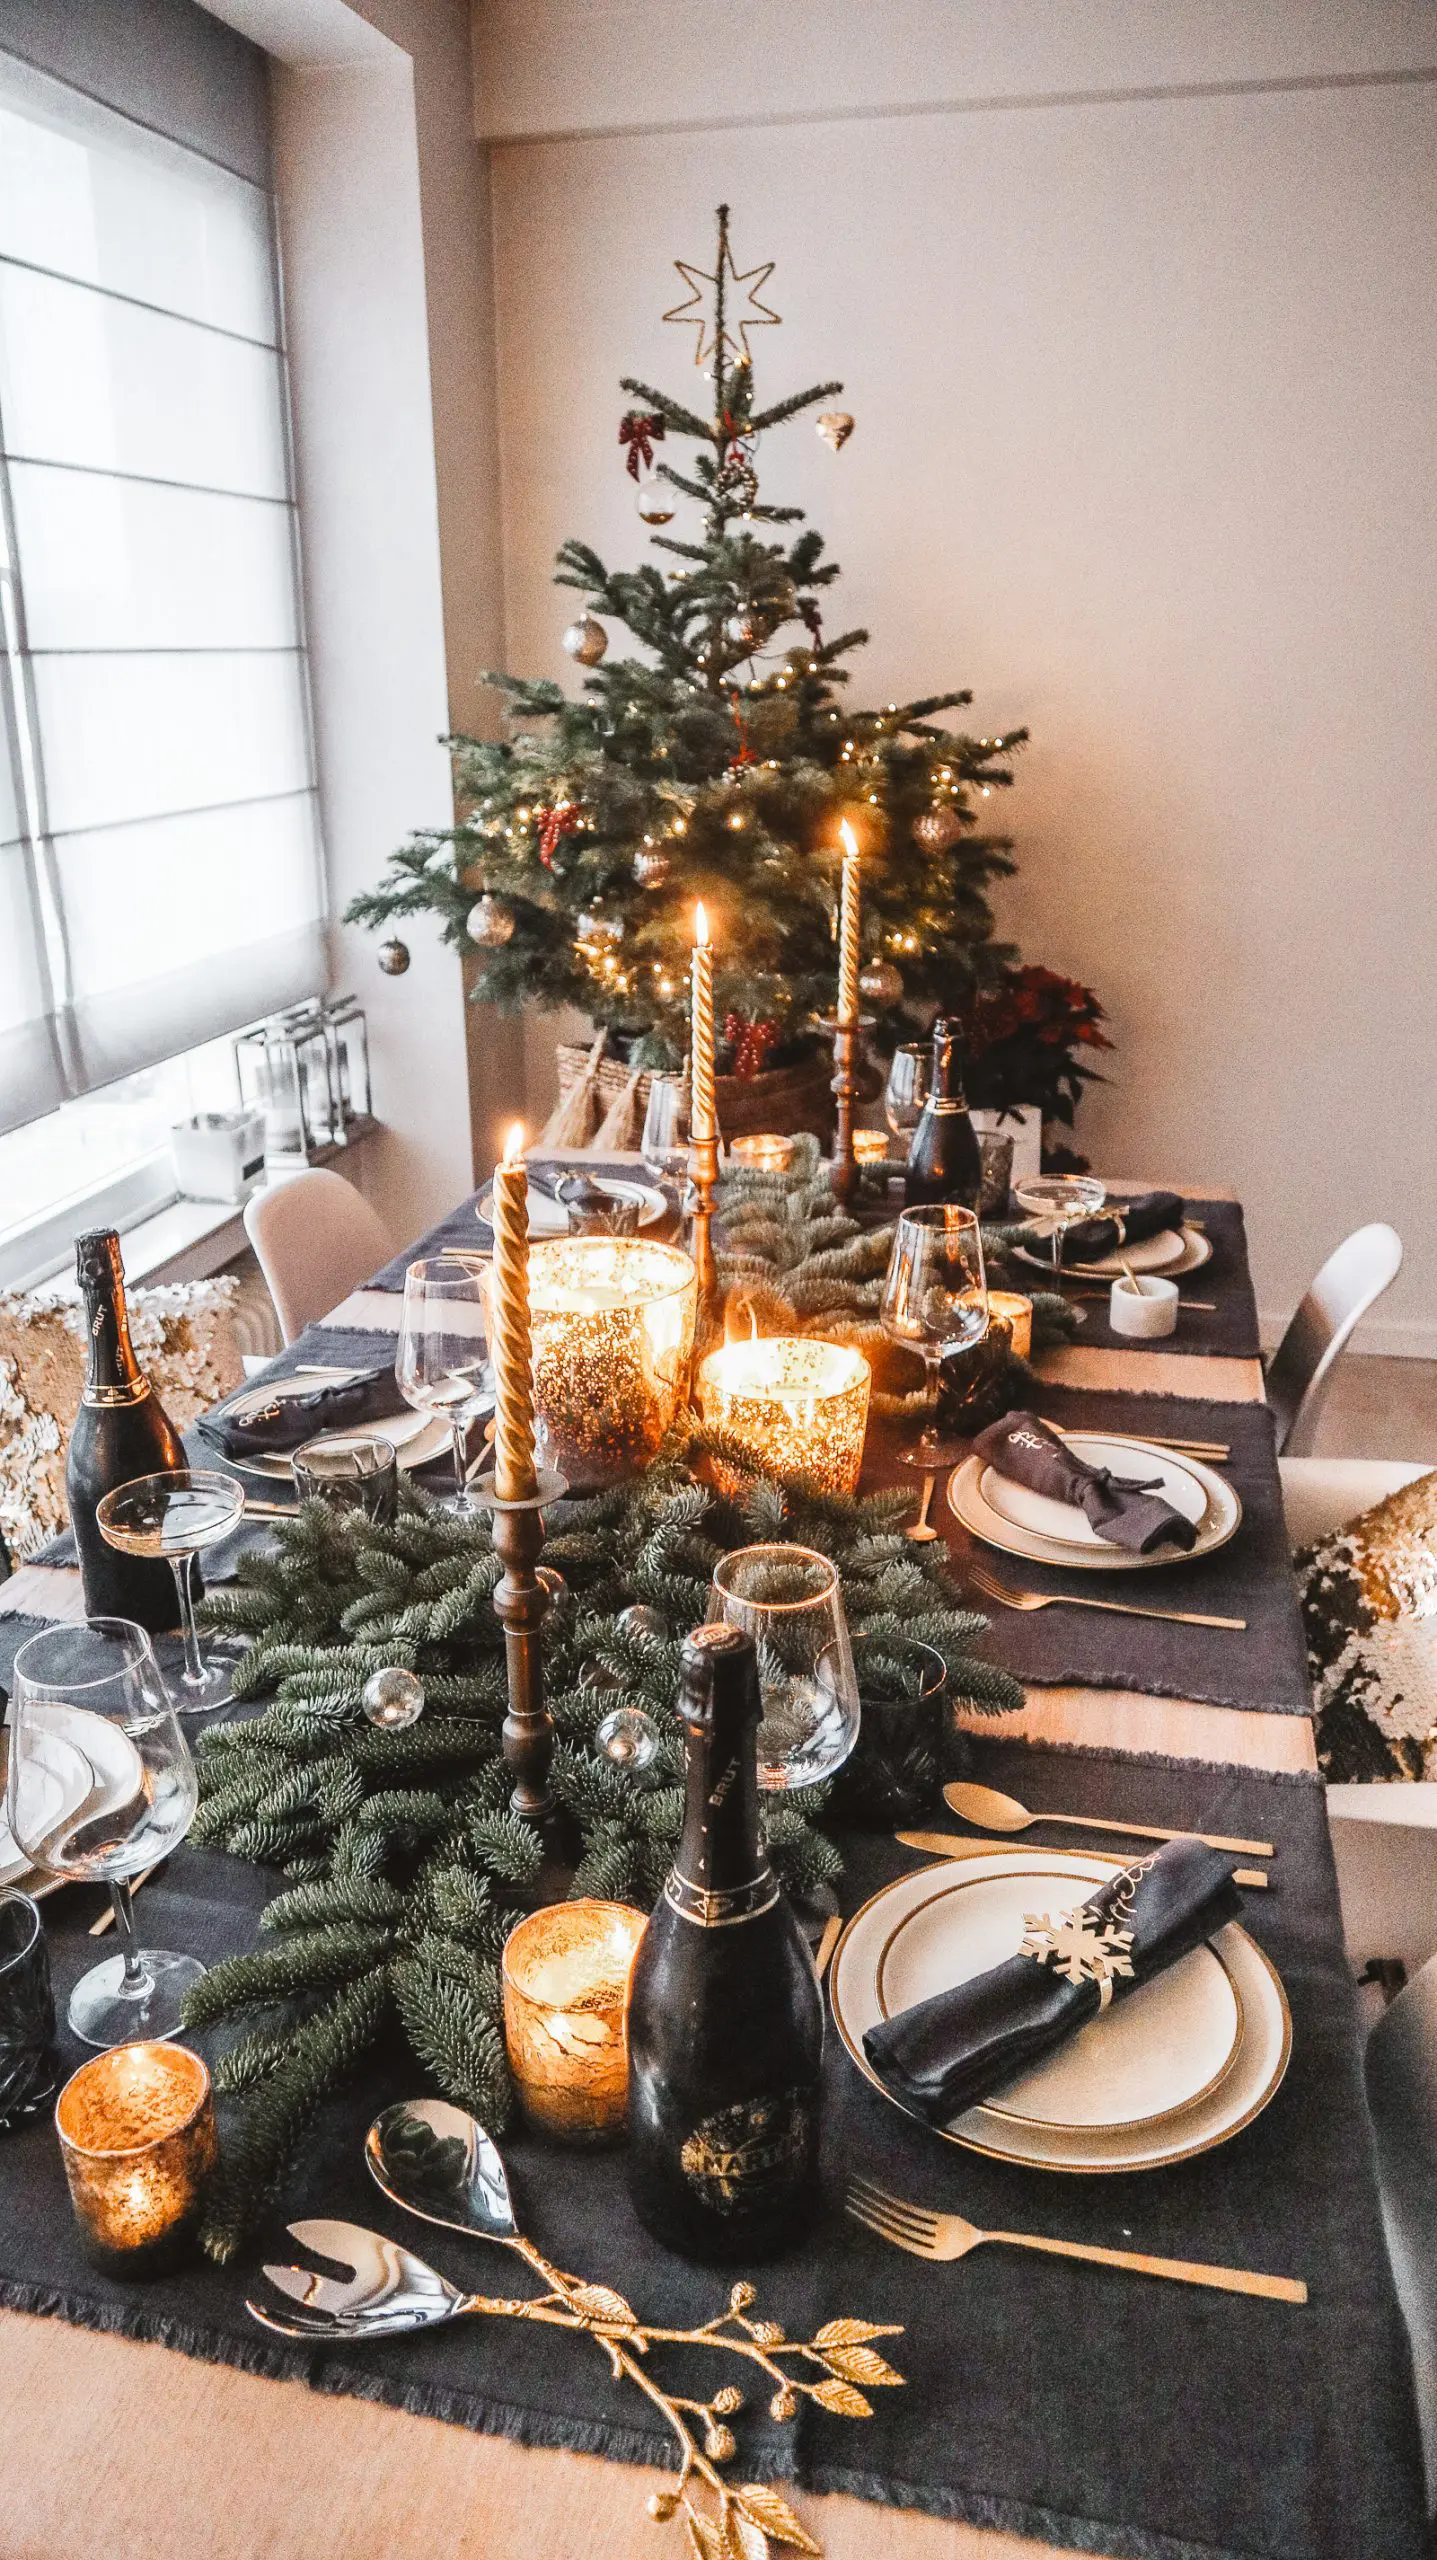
<box><xmin>967</xmin><ymin>1559</ymin><xmax>1246</xmax><ymax>1632</ymax></box>
<box><xmin>845</xmin><ymin>2178</ymin><xmax>1306</xmax><ymax>2303</ymax></box>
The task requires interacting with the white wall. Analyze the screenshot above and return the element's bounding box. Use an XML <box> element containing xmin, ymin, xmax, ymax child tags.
<box><xmin>476</xmin><ymin>4</ymin><xmax>1437</xmax><ymax>1352</ymax></box>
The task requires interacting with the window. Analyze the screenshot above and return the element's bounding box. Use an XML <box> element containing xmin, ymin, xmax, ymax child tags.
<box><xmin>0</xmin><ymin>43</ymin><xmax>324</xmax><ymax>1148</ymax></box>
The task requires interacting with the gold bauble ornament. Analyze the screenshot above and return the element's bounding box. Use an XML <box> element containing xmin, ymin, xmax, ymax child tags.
<box><xmin>816</xmin><ymin>411</ymin><xmax>855</xmax><ymax>452</ymax></box>
<box><xmin>377</xmin><ymin>938</ymin><xmax>411</xmax><ymax>976</ymax></box>
<box><xmin>634</xmin><ymin>476</ymin><xmax>675</xmax><ymax>527</ymax></box>
<box><xmin>633</xmin><ymin>844</ymin><xmax>672</xmax><ymax>888</ymax></box>
<box><xmin>466</xmin><ymin>894</ymin><xmax>515</xmax><ymax>948</ymax></box>
<box><xmin>562</xmin><ymin>614</ymin><xmax>608</xmax><ymax>667</ymax></box>
<box><xmin>912</xmin><ymin>804</ymin><xmax>964</xmax><ymax>853</ymax></box>
<box><xmin>859</xmin><ymin>958</ymin><xmax>905</xmax><ymax>1005</ymax></box>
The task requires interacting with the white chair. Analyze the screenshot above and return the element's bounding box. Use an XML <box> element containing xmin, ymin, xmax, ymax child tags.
<box><xmin>1279</xmin><ymin>1456</ymin><xmax>1428</xmax><ymax>1553</ymax></box>
<box><xmin>1365</xmin><ymin>1953</ymin><xmax>1437</xmax><ymax>2509</ymax></box>
<box><xmin>1265</xmin><ymin>1223</ymin><xmax>1403</xmax><ymax>1456</ymax></box>
<box><xmin>243</xmin><ymin>1167</ymin><xmax>392</xmax><ymax>1344</ymax></box>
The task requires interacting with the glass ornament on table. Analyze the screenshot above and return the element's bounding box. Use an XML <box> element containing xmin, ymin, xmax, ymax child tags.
<box><xmin>394</xmin><ymin>1255</ymin><xmax>495</xmax><ymax>1517</ymax></box>
<box><xmin>1012</xmin><ymin>1171</ymin><xmax>1108</xmax><ymax>1275</ymax></box>
<box><xmin>96</xmin><ymin>1467</ymin><xmax>245</xmax><ymax>1711</ymax></box>
<box><xmin>884</xmin><ymin>1043</ymin><xmax>930</xmax><ymax>1151</ymax></box>
<box><xmin>879</xmin><ymin>1202</ymin><xmax>989</xmax><ymax>1464</ymax></box>
<box><xmin>706</xmin><ymin>1545</ymin><xmax>860</xmax><ymax>1791</ymax></box>
<box><xmin>639</xmin><ymin>1071</ymin><xmax>691</xmax><ymax>1200</ymax></box>
<box><xmin>6</xmin><ymin>1619</ymin><xmax>203</xmax><ymax>2047</ymax></box>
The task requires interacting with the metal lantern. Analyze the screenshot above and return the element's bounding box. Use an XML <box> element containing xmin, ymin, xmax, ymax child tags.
<box><xmin>321</xmin><ymin>995</ymin><xmax>372</xmax><ymax>1135</ymax></box>
<box><xmin>234</xmin><ymin>1002</ymin><xmax>340</xmax><ymax>1162</ymax></box>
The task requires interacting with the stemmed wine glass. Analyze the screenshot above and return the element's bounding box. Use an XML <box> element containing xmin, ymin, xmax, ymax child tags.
<box><xmin>6</xmin><ymin>1618</ymin><xmax>203</xmax><ymax>2046</ymax></box>
<box><xmin>1013</xmin><ymin>1172</ymin><xmax>1107</xmax><ymax>1274</ymax></box>
<box><xmin>707</xmin><ymin>1546</ymin><xmax>860</xmax><ymax>1791</ymax></box>
<box><xmin>879</xmin><ymin>1202</ymin><xmax>989</xmax><ymax>1460</ymax></box>
<box><xmin>97</xmin><ymin>1466</ymin><xmax>245</xmax><ymax>1712</ymax></box>
<box><xmin>395</xmin><ymin>1255</ymin><xmax>495</xmax><ymax>1516</ymax></box>
<box><xmin>884</xmin><ymin>1044</ymin><xmax>930</xmax><ymax>1155</ymax></box>
<box><xmin>640</xmin><ymin>1072</ymin><xmax>691</xmax><ymax>1194</ymax></box>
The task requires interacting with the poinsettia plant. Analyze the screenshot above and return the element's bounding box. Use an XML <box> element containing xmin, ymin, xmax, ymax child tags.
<box><xmin>962</xmin><ymin>965</ymin><xmax>1112</xmax><ymax>1128</ymax></box>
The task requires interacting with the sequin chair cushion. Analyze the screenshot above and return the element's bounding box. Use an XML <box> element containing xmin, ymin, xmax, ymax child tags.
<box><xmin>0</xmin><ymin>1278</ymin><xmax>243</xmax><ymax>1560</ymax></box>
<box><xmin>1297</xmin><ymin>1471</ymin><xmax>1437</xmax><ymax>1781</ymax></box>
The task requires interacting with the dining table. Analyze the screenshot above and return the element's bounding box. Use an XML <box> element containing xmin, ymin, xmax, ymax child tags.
<box><xmin>0</xmin><ymin>1159</ymin><xmax>1426</xmax><ymax>2560</ymax></box>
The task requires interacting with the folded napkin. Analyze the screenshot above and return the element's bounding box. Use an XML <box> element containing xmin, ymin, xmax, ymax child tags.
<box><xmin>200</xmin><ymin>1367</ymin><xmax>399</xmax><ymax>1459</ymax></box>
<box><xmin>973</xmin><ymin>1409</ymin><xmax>1198</xmax><ymax>1553</ymax></box>
<box><xmin>1062</xmin><ymin>1188</ymin><xmax>1184</xmax><ymax>1262</ymax></box>
<box><xmin>863</xmin><ymin>1835</ymin><xmax>1242</xmax><ymax>2125</ymax></box>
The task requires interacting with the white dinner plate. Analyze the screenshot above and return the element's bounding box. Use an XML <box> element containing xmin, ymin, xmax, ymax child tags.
<box><xmin>949</xmin><ymin>1432</ymin><xmax>1241</xmax><ymax>1571</ymax></box>
<box><xmin>228</xmin><ymin>1405</ymin><xmax>453</xmax><ymax>1482</ymax></box>
<box><xmin>476</xmin><ymin>1178</ymin><xmax>668</xmax><ymax>1240</ymax></box>
<box><xmin>0</xmin><ymin>1730</ymin><xmax>92</xmax><ymax>1885</ymax></box>
<box><xmin>830</xmin><ymin>1849</ymin><xmax>1290</xmax><ymax>2172</ymax></box>
<box><xmin>1014</xmin><ymin>1224</ymin><xmax>1213</xmax><ymax>1281</ymax></box>
<box><xmin>0</xmin><ymin>1709</ymin><xmax>144</xmax><ymax>1880</ymax></box>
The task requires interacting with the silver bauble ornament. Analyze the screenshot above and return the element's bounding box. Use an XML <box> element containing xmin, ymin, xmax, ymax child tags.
<box><xmin>580</xmin><ymin>1657</ymin><xmax>623</xmax><ymax>1692</ymax></box>
<box><xmin>577</xmin><ymin>908</ymin><xmax>621</xmax><ymax>945</ymax></box>
<box><xmin>361</xmin><ymin>1666</ymin><xmax>425</xmax><ymax>1730</ymax></box>
<box><xmin>377</xmin><ymin>938</ymin><xmax>411</xmax><ymax>976</ymax></box>
<box><xmin>724</xmin><ymin>607</ymin><xmax>770</xmax><ymax>652</ymax></box>
<box><xmin>616</xmin><ymin>1603</ymin><xmax>668</xmax><ymax>1639</ymax></box>
<box><xmin>536</xmin><ymin>1566</ymin><xmax>567</xmax><ymax>1599</ymax></box>
<box><xmin>859</xmin><ymin>958</ymin><xmax>905</xmax><ymax>1006</ymax></box>
<box><xmin>465</xmin><ymin>893</ymin><xmax>515</xmax><ymax>948</ymax></box>
<box><xmin>912</xmin><ymin>804</ymin><xmax>965</xmax><ymax>854</ymax></box>
<box><xmin>816</xmin><ymin>411</ymin><xmax>855</xmax><ymax>452</ymax></box>
<box><xmin>595</xmin><ymin>1704</ymin><xmax>660</xmax><ymax>1772</ymax></box>
<box><xmin>562</xmin><ymin>614</ymin><xmax>608</xmax><ymax>667</ymax></box>
<box><xmin>634</xmin><ymin>477</ymin><xmax>675</xmax><ymax>527</ymax></box>
<box><xmin>633</xmin><ymin>844</ymin><xmax>672</xmax><ymax>889</ymax></box>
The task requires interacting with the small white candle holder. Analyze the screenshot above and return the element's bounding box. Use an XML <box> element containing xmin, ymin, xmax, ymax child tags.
<box><xmin>1110</xmin><ymin>1273</ymin><xmax>1179</xmax><ymax>1338</ymax></box>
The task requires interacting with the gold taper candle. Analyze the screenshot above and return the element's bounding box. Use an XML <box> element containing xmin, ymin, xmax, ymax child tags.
<box><xmin>837</xmin><ymin>819</ymin><xmax>861</xmax><ymax>1028</ymax></box>
<box><xmin>690</xmin><ymin>902</ymin><xmax>717</xmax><ymax>1145</ymax></box>
<box><xmin>492</xmin><ymin>1123</ymin><xmax>538</xmax><ymax>1504</ymax></box>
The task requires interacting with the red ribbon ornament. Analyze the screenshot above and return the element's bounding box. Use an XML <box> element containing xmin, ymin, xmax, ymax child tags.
<box><xmin>619</xmin><ymin>412</ymin><xmax>665</xmax><ymax>480</ymax></box>
<box><xmin>536</xmin><ymin>801</ymin><xmax>581</xmax><ymax>868</ymax></box>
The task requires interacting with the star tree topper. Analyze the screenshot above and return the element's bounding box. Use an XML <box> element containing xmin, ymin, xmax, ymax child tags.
<box><xmin>664</xmin><ymin>201</ymin><xmax>782</xmax><ymax>369</ymax></box>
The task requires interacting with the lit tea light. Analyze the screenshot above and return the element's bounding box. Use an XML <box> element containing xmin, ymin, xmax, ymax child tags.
<box><xmin>527</xmin><ymin>1237</ymin><xmax>697</xmax><ymax>1490</ymax></box>
<box><xmin>852</xmin><ymin>1130</ymin><xmax>891</xmax><ymax>1167</ymax></box>
<box><xmin>55</xmin><ymin>2042</ymin><xmax>216</xmax><ymax>2277</ymax></box>
<box><xmin>987</xmin><ymin>1290</ymin><xmax>1034</xmax><ymax>1360</ymax></box>
<box><xmin>698</xmin><ymin>1334</ymin><xmax>872</xmax><ymax>1497</ymax></box>
<box><xmin>502</xmin><ymin>1900</ymin><xmax>648</xmax><ymax>2144</ymax></box>
<box><xmin>731</xmin><ymin>1133</ymin><xmax>795</xmax><ymax>1174</ymax></box>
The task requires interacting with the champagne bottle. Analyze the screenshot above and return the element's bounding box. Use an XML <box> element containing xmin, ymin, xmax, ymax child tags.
<box><xmin>66</xmin><ymin>1230</ymin><xmax>187</xmax><ymax>1630</ymax></box>
<box><xmin>626</xmin><ymin>1623</ymin><xmax>823</xmax><ymax>2262</ymax></box>
<box><xmin>903</xmin><ymin>1015</ymin><xmax>982</xmax><ymax>1209</ymax></box>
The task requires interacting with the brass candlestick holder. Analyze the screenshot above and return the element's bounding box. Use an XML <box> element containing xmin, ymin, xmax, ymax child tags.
<box><xmin>687</xmin><ymin>1125</ymin><xmax>724</xmax><ymax>1368</ymax></box>
<box><xmin>473</xmin><ymin>1463</ymin><xmax>568</xmax><ymax>1830</ymax></box>
<box><xmin>820</xmin><ymin>1011</ymin><xmax>874</xmax><ymax>1206</ymax></box>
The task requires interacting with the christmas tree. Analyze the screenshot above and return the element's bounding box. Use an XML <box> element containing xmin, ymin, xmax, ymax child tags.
<box><xmin>347</xmin><ymin>206</ymin><xmax>1032</xmax><ymax>1071</ymax></box>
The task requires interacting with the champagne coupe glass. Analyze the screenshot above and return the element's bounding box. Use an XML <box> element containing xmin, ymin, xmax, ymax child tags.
<box><xmin>97</xmin><ymin>1467</ymin><xmax>245</xmax><ymax>1712</ymax></box>
<box><xmin>884</xmin><ymin>1044</ymin><xmax>930</xmax><ymax>1152</ymax></box>
<box><xmin>6</xmin><ymin>1618</ymin><xmax>203</xmax><ymax>2046</ymax></box>
<box><xmin>879</xmin><ymin>1202</ymin><xmax>989</xmax><ymax>1461</ymax></box>
<box><xmin>395</xmin><ymin>1255</ymin><xmax>495</xmax><ymax>1516</ymax></box>
<box><xmin>1013</xmin><ymin>1171</ymin><xmax>1108</xmax><ymax>1274</ymax></box>
<box><xmin>640</xmin><ymin>1072</ymin><xmax>690</xmax><ymax>1194</ymax></box>
<box><xmin>707</xmin><ymin>1546</ymin><xmax>860</xmax><ymax>1790</ymax></box>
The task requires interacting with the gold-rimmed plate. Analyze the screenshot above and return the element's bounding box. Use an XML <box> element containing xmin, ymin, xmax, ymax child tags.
<box><xmin>948</xmin><ymin>1433</ymin><xmax>1242</xmax><ymax>1572</ymax></box>
<box><xmin>830</xmin><ymin>1849</ymin><xmax>1291</xmax><ymax>2172</ymax></box>
<box><xmin>1013</xmin><ymin>1224</ymin><xmax>1213</xmax><ymax>1281</ymax></box>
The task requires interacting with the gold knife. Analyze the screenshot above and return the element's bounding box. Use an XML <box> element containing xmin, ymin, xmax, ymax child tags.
<box><xmin>896</xmin><ymin>1830</ymin><xmax>1269</xmax><ymax>1890</ymax></box>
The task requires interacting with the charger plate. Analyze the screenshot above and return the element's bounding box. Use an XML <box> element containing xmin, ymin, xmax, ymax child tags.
<box><xmin>830</xmin><ymin>1848</ymin><xmax>1290</xmax><ymax>2172</ymax></box>
<box><xmin>948</xmin><ymin>1432</ymin><xmax>1241</xmax><ymax>1571</ymax></box>
<box><xmin>1014</xmin><ymin>1224</ymin><xmax>1212</xmax><ymax>1280</ymax></box>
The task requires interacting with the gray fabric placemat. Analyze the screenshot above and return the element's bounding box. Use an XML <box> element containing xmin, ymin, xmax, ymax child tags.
<box><xmin>0</xmin><ymin>1736</ymin><xmax>1424</xmax><ymax>2560</ymax></box>
<box><xmin>366</xmin><ymin>1163</ymin><xmax>650</xmax><ymax>1288</ymax></box>
<box><xmin>1021</xmin><ymin>1200</ymin><xmax>1260</xmax><ymax>1360</ymax></box>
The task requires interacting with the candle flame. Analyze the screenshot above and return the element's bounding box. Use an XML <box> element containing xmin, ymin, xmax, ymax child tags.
<box><xmin>694</xmin><ymin>902</ymin><xmax>710</xmax><ymax>948</ymax></box>
<box><xmin>502</xmin><ymin>1122</ymin><xmax>525</xmax><ymax>1166</ymax></box>
<box><xmin>839</xmin><ymin>819</ymin><xmax>858</xmax><ymax>860</ymax></box>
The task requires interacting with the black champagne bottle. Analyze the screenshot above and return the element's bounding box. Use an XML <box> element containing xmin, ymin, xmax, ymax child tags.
<box><xmin>903</xmin><ymin>1016</ymin><xmax>982</xmax><ymax>1209</ymax></box>
<box><xmin>626</xmin><ymin>1624</ymin><xmax>824</xmax><ymax>2262</ymax></box>
<box><xmin>66</xmin><ymin>1229</ymin><xmax>187</xmax><ymax>1630</ymax></box>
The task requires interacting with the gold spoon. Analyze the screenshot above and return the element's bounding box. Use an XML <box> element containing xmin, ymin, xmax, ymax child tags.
<box><xmin>905</xmin><ymin>1471</ymin><xmax>940</xmax><ymax>1542</ymax></box>
<box><xmin>942</xmin><ymin>1780</ymin><xmax>1273</xmax><ymax>1861</ymax></box>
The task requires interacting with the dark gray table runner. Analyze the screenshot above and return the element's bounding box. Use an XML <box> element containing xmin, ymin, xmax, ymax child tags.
<box><xmin>1027</xmin><ymin>1199</ymin><xmax>1261</xmax><ymax>1361</ymax></box>
<box><xmin>0</xmin><ymin>1736</ymin><xmax>1424</xmax><ymax>2560</ymax></box>
<box><xmin>366</xmin><ymin>1163</ymin><xmax>648</xmax><ymax>1287</ymax></box>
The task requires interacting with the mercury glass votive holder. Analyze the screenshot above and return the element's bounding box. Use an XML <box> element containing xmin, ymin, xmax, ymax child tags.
<box><xmin>698</xmin><ymin>1336</ymin><xmax>872</xmax><ymax>1498</ymax></box>
<box><xmin>852</xmin><ymin>1130</ymin><xmax>891</xmax><ymax>1167</ymax></box>
<box><xmin>501</xmin><ymin>1900</ymin><xmax>648</xmax><ymax>2145</ymax></box>
<box><xmin>527</xmin><ymin>1238</ymin><xmax>698</xmax><ymax>1491</ymax></box>
<box><xmin>292</xmin><ymin>1431</ymin><xmax>398</xmax><ymax>1522</ymax></box>
<box><xmin>729</xmin><ymin>1133</ymin><xmax>795</xmax><ymax>1173</ymax></box>
<box><xmin>986</xmin><ymin>1290</ymin><xmax>1034</xmax><ymax>1361</ymax></box>
<box><xmin>56</xmin><ymin>2042</ymin><xmax>217</xmax><ymax>2277</ymax></box>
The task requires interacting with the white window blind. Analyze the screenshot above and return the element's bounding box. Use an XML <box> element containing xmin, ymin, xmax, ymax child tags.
<box><xmin>0</xmin><ymin>44</ymin><xmax>324</xmax><ymax>1139</ymax></box>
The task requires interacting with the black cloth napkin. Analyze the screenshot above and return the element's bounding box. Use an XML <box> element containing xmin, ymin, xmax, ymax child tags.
<box><xmin>198</xmin><ymin>1365</ymin><xmax>398</xmax><ymax>1459</ymax></box>
<box><xmin>862</xmin><ymin>1834</ymin><xmax>1242</xmax><ymax>2125</ymax></box>
<box><xmin>973</xmin><ymin>1408</ymin><xmax>1199</xmax><ymax>1553</ymax></box>
<box><xmin>1062</xmin><ymin>1187</ymin><xmax>1184</xmax><ymax>1260</ymax></box>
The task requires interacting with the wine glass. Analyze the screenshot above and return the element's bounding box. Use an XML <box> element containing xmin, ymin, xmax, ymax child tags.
<box><xmin>1013</xmin><ymin>1171</ymin><xmax>1107</xmax><ymax>1274</ymax></box>
<box><xmin>6</xmin><ymin>1618</ymin><xmax>203</xmax><ymax>2046</ymax></box>
<box><xmin>640</xmin><ymin>1072</ymin><xmax>690</xmax><ymax>1194</ymax></box>
<box><xmin>395</xmin><ymin>1255</ymin><xmax>495</xmax><ymax>1516</ymax></box>
<box><xmin>879</xmin><ymin>1202</ymin><xmax>989</xmax><ymax>1459</ymax></box>
<box><xmin>97</xmin><ymin>1467</ymin><xmax>245</xmax><ymax>1712</ymax></box>
<box><xmin>884</xmin><ymin>1044</ymin><xmax>930</xmax><ymax>1151</ymax></box>
<box><xmin>707</xmin><ymin>1545</ymin><xmax>860</xmax><ymax>1791</ymax></box>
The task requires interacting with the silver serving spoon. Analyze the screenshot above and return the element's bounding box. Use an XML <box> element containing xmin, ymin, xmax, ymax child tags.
<box><xmin>366</xmin><ymin>2099</ymin><xmax>628</xmax><ymax>2323</ymax></box>
<box><xmin>246</xmin><ymin>2216</ymin><xmax>588</xmax><ymax>2342</ymax></box>
<box><xmin>942</xmin><ymin>1780</ymin><xmax>1274</xmax><ymax>1861</ymax></box>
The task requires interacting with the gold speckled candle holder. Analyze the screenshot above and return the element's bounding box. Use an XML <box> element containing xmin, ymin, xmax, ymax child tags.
<box><xmin>527</xmin><ymin>1238</ymin><xmax>697</xmax><ymax>1491</ymax></box>
<box><xmin>56</xmin><ymin>2042</ymin><xmax>216</xmax><ymax>2278</ymax></box>
<box><xmin>698</xmin><ymin>1336</ymin><xmax>871</xmax><ymax>1497</ymax></box>
<box><xmin>502</xmin><ymin>1900</ymin><xmax>648</xmax><ymax>2144</ymax></box>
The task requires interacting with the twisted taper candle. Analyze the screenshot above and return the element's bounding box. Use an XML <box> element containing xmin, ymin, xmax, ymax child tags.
<box><xmin>690</xmin><ymin>903</ymin><xmax>717</xmax><ymax>1145</ymax></box>
<box><xmin>837</xmin><ymin>820</ymin><xmax>861</xmax><ymax>1028</ymax></box>
<box><xmin>492</xmin><ymin>1126</ymin><xmax>538</xmax><ymax>1505</ymax></box>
